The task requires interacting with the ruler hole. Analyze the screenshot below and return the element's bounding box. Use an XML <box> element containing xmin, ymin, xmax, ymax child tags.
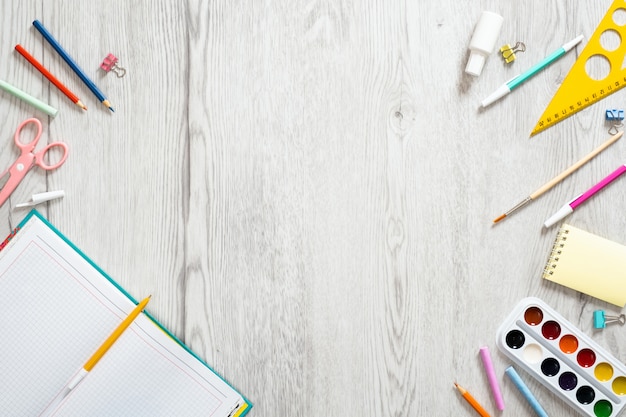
<box><xmin>585</xmin><ymin>54</ymin><xmax>611</xmax><ymax>80</ymax></box>
<box><xmin>601</xmin><ymin>29</ymin><xmax>622</xmax><ymax>51</ymax></box>
<box><xmin>613</xmin><ymin>8</ymin><xmax>626</xmax><ymax>26</ymax></box>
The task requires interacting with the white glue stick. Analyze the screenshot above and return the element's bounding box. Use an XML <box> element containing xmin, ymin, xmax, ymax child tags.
<box><xmin>465</xmin><ymin>11</ymin><xmax>503</xmax><ymax>76</ymax></box>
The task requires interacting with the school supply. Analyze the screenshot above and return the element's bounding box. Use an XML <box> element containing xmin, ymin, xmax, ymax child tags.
<box><xmin>542</xmin><ymin>224</ymin><xmax>626</xmax><ymax>306</ymax></box>
<box><xmin>0</xmin><ymin>118</ymin><xmax>68</xmax><ymax>208</ymax></box>
<box><xmin>15</xmin><ymin>44</ymin><xmax>87</xmax><ymax>110</ymax></box>
<box><xmin>497</xmin><ymin>297</ymin><xmax>626</xmax><ymax>417</ymax></box>
<box><xmin>100</xmin><ymin>53</ymin><xmax>126</xmax><ymax>78</ymax></box>
<box><xmin>0</xmin><ymin>210</ymin><xmax>250</xmax><ymax>416</ymax></box>
<box><xmin>454</xmin><ymin>382</ymin><xmax>491</xmax><ymax>417</ymax></box>
<box><xmin>479</xmin><ymin>346</ymin><xmax>505</xmax><ymax>410</ymax></box>
<box><xmin>15</xmin><ymin>190</ymin><xmax>65</xmax><ymax>208</ymax></box>
<box><xmin>504</xmin><ymin>366</ymin><xmax>548</xmax><ymax>417</ymax></box>
<box><xmin>493</xmin><ymin>131</ymin><xmax>622</xmax><ymax>223</ymax></box>
<box><xmin>0</xmin><ymin>79</ymin><xmax>58</xmax><ymax>117</ymax></box>
<box><xmin>544</xmin><ymin>164</ymin><xmax>626</xmax><ymax>228</ymax></box>
<box><xmin>531</xmin><ymin>0</ymin><xmax>626</xmax><ymax>136</ymax></box>
<box><xmin>500</xmin><ymin>42</ymin><xmax>525</xmax><ymax>64</ymax></box>
<box><xmin>606</xmin><ymin>109</ymin><xmax>625</xmax><ymax>134</ymax></box>
<box><xmin>481</xmin><ymin>35</ymin><xmax>583</xmax><ymax>107</ymax></box>
<box><xmin>465</xmin><ymin>11</ymin><xmax>503</xmax><ymax>77</ymax></box>
<box><xmin>32</xmin><ymin>20</ymin><xmax>114</xmax><ymax>112</ymax></box>
<box><xmin>606</xmin><ymin>109</ymin><xmax>624</xmax><ymax>122</ymax></box>
<box><xmin>593</xmin><ymin>311</ymin><xmax>625</xmax><ymax>329</ymax></box>
<box><xmin>40</xmin><ymin>296</ymin><xmax>151</xmax><ymax>417</ymax></box>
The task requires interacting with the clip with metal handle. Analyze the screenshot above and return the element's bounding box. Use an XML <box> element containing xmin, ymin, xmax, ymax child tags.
<box><xmin>500</xmin><ymin>42</ymin><xmax>526</xmax><ymax>63</ymax></box>
<box><xmin>606</xmin><ymin>109</ymin><xmax>624</xmax><ymax>135</ymax></box>
<box><xmin>593</xmin><ymin>310</ymin><xmax>626</xmax><ymax>329</ymax></box>
<box><xmin>100</xmin><ymin>53</ymin><xmax>126</xmax><ymax>78</ymax></box>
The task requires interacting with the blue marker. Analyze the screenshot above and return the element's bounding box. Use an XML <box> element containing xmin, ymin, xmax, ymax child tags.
<box><xmin>481</xmin><ymin>35</ymin><xmax>583</xmax><ymax>107</ymax></box>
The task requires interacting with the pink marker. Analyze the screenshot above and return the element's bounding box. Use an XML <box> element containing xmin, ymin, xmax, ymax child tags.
<box><xmin>544</xmin><ymin>164</ymin><xmax>626</xmax><ymax>228</ymax></box>
<box><xmin>479</xmin><ymin>346</ymin><xmax>505</xmax><ymax>410</ymax></box>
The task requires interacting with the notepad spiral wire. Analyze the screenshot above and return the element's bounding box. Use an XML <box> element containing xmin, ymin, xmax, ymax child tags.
<box><xmin>542</xmin><ymin>226</ymin><xmax>570</xmax><ymax>277</ymax></box>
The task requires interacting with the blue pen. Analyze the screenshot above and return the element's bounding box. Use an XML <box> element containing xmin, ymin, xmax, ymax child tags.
<box><xmin>505</xmin><ymin>366</ymin><xmax>549</xmax><ymax>417</ymax></box>
<box><xmin>481</xmin><ymin>35</ymin><xmax>583</xmax><ymax>107</ymax></box>
<box><xmin>32</xmin><ymin>20</ymin><xmax>114</xmax><ymax>112</ymax></box>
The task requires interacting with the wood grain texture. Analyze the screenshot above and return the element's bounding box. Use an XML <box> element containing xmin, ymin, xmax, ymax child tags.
<box><xmin>1</xmin><ymin>1</ymin><xmax>625</xmax><ymax>416</ymax></box>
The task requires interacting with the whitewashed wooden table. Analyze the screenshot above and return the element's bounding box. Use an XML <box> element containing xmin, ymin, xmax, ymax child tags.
<box><xmin>1</xmin><ymin>1</ymin><xmax>625</xmax><ymax>416</ymax></box>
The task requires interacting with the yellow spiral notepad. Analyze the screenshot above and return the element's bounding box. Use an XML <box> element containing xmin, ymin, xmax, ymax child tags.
<box><xmin>543</xmin><ymin>224</ymin><xmax>626</xmax><ymax>306</ymax></box>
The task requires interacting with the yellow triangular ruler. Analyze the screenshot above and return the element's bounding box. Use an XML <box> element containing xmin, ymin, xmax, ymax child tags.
<box><xmin>532</xmin><ymin>0</ymin><xmax>626</xmax><ymax>136</ymax></box>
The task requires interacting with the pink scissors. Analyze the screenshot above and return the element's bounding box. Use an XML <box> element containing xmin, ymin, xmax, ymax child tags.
<box><xmin>0</xmin><ymin>118</ymin><xmax>68</xmax><ymax>207</ymax></box>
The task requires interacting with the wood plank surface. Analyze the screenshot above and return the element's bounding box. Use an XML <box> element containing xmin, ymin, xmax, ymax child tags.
<box><xmin>0</xmin><ymin>1</ymin><xmax>625</xmax><ymax>416</ymax></box>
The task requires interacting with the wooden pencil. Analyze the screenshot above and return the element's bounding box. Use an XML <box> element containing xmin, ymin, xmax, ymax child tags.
<box><xmin>454</xmin><ymin>383</ymin><xmax>491</xmax><ymax>417</ymax></box>
<box><xmin>32</xmin><ymin>20</ymin><xmax>113</xmax><ymax>112</ymax></box>
<box><xmin>15</xmin><ymin>44</ymin><xmax>86</xmax><ymax>110</ymax></box>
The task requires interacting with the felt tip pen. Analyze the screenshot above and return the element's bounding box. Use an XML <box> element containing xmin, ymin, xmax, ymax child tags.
<box><xmin>481</xmin><ymin>34</ymin><xmax>583</xmax><ymax>107</ymax></box>
<box><xmin>544</xmin><ymin>164</ymin><xmax>626</xmax><ymax>228</ymax></box>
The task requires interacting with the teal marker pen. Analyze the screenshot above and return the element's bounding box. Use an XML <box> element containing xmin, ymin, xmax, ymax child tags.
<box><xmin>481</xmin><ymin>34</ymin><xmax>583</xmax><ymax>107</ymax></box>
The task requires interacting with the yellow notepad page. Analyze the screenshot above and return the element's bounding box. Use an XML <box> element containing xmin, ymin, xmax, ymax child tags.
<box><xmin>0</xmin><ymin>212</ymin><xmax>247</xmax><ymax>416</ymax></box>
<box><xmin>543</xmin><ymin>223</ymin><xmax>626</xmax><ymax>306</ymax></box>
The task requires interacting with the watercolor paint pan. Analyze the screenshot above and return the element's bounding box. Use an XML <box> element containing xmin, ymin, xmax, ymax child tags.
<box><xmin>496</xmin><ymin>297</ymin><xmax>626</xmax><ymax>417</ymax></box>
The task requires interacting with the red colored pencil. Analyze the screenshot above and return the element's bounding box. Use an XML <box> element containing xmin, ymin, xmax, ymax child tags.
<box><xmin>14</xmin><ymin>44</ymin><xmax>87</xmax><ymax>110</ymax></box>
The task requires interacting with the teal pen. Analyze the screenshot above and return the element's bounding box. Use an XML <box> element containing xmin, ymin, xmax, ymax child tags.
<box><xmin>481</xmin><ymin>35</ymin><xmax>583</xmax><ymax>107</ymax></box>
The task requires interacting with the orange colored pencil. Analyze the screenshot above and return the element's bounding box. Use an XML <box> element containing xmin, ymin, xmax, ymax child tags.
<box><xmin>454</xmin><ymin>382</ymin><xmax>491</xmax><ymax>417</ymax></box>
<box><xmin>14</xmin><ymin>43</ymin><xmax>86</xmax><ymax>110</ymax></box>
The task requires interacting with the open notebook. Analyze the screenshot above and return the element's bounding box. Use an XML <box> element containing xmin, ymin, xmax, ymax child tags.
<box><xmin>0</xmin><ymin>210</ymin><xmax>250</xmax><ymax>417</ymax></box>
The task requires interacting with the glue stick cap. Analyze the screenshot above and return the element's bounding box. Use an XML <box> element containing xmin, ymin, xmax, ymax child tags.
<box><xmin>465</xmin><ymin>11</ymin><xmax>503</xmax><ymax>76</ymax></box>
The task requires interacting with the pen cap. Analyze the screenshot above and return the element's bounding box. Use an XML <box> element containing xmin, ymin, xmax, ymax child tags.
<box><xmin>32</xmin><ymin>190</ymin><xmax>65</xmax><ymax>204</ymax></box>
<box><xmin>465</xmin><ymin>11</ymin><xmax>503</xmax><ymax>76</ymax></box>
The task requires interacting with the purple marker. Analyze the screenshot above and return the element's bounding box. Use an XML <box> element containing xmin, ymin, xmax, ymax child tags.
<box><xmin>544</xmin><ymin>164</ymin><xmax>626</xmax><ymax>228</ymax></box>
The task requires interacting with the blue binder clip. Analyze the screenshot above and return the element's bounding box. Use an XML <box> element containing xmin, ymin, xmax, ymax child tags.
<box><xmin>593</xmin><ymin>310</ymin><xmax>626</xmax><ymax>329</ymax></box>
<box><xmin>606</xmin><ymin>109</ymin><xmax>625</xmax><ymax>121</ymax></box>
<box><xmin>606</xmin><ymin>109</ymin><xmax>625</xmax><ymax>134</ymax></box>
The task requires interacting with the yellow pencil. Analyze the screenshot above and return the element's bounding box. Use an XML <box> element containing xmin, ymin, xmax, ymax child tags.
<box><xmin>40</xmin><ymin>296</ymin><xmax>151</xmax><ymax>417</ymax></box>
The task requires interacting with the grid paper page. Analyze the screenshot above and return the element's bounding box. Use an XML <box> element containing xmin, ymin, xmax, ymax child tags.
<box><xmin>0</xmin><ymin>214</ymin><xmax>245</xmax><ymax>416</ymax></box>
<box><xmin>52</xmin><ymin>325</ymin><xmax>224</xmax><ymax>416</ymax></box>
<box><xmin>0</xmin><ymin>238</ymin><xmax>128</xmax><ymax>415</ymax></box>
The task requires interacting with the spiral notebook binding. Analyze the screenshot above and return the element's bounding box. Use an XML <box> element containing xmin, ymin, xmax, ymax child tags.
<box><xmin>542</xmin><ymin>225</ymin><xmax>570</xmax><ymax>277</ymax></box>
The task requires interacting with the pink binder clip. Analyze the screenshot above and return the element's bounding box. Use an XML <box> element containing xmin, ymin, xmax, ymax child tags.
<box><xmin>100</xmin><ymin>53</ymin><xmax>126</xmax><ymax>78</ymax></box>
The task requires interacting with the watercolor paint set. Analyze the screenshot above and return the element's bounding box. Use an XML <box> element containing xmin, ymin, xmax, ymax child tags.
<box><xmin>497</xmin><ymin>297</ymin><xmax>626</xmax><ymax>417</ymax></box>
